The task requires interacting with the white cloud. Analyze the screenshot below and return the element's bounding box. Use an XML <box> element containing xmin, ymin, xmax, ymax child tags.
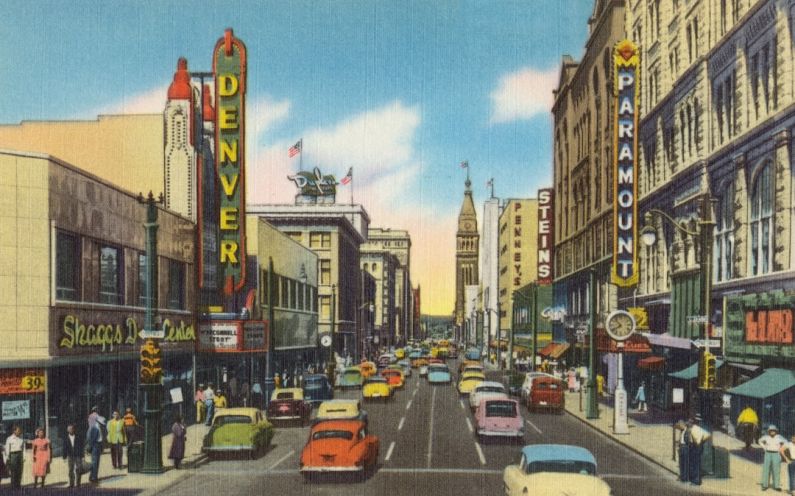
<box><xmin>490</xmin><ymin>66</ymin><xmax>559</xmax><ymax>124</ymax></box>
<box><xmin>249</xmin><ymin>96</ymin><xmax>291</xmax><ymax>142</ymax></box>
<box><xmin>87</xmin><ymin>84</ymin><xmax>170</xmax><ymax>116</ymax></box>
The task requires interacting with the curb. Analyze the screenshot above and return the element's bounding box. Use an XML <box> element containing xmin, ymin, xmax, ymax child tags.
<box><xmin>138</xmin><ymin>453</ymin><xmax>209</xmax><ymax>496</ymax></box>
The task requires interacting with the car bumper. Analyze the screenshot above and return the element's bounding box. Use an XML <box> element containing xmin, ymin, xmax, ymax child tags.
<box><xmin>300</xmin><ymin>465</ymin><xmax>364</xmax><ymax>472</ymax></box>
<box><xmin>477</xmin><ymin>429</ymin><xmax>523</xmax><ymax>437</ymax></box>
<box><xmin>268</xmin><ymin>415</ymin><xmax>303</xmax><ymax>421</ymax></box>
<box><xmin>203</xmin><ymin>445</ymin><xmax>255</xmax><ymax>452</ymax></box>
<box><xmin>428</xmin><ymin>378</ymin><xmax>451</xmax><ymax>384</ymax></box>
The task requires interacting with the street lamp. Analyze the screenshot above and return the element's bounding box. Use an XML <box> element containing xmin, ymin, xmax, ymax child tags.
<box><xmin>641</xmin><ymin>193</ymin><xmax>717</xmax><ymax>396</ymax></box>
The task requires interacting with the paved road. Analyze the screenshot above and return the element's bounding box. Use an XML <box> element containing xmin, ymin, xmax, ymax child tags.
<box><xmin>165</xmin><ymin>363</ymin><xmax>724</xmax><ymax>495</ymax></box>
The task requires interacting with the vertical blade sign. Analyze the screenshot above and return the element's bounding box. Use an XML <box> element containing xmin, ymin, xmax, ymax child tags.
<box><xmin>612</xmin><ymin>40</ymin><xmax>640</xmax><ymax>287</ymax></box>
<box><xmin>537</xmin><ymin>188</ymin><xmax>554</xmax><ymax>285</ymax></box>
<box><xmin>214</xmin><ymin>29</ymin><xmax>247</xmax><ymax>294</ymax></box>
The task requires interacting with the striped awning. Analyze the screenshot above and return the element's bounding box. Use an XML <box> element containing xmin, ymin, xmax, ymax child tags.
<box><xmin>538</xmin><ymin>342</ymin><xmax>570</xmax><ymax>359</ymax></box>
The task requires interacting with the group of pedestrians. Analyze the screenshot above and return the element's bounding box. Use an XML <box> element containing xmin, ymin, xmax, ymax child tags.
<box><xmin>676</xmin><ymin>415</ymin><xmax>711</xmax><ymax>486</ymax></box>
<box><xmin>195</xmin><ymin>383</ymin><xmax>229</xmax><ymax>426</ymax></box>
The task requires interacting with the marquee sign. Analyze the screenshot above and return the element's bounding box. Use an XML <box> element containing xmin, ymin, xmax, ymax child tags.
<box><xmin>214</xmin><ymin>28</ymin><xmax>248</xmax><ymax>295</ymax></box>
<box><xmin>537</xmin><ymin>188</ymin><xmax>554</xmax><ymax>285</ymax></box>
<box><xmin>611</xmin><ymin>40</ymin><xmax>640</xmax><ymax>287</ymax></box>
<box><xmin>198</xmin><ymin>320</ymin><xmax>269</xmax><ymax>353</ymax></box>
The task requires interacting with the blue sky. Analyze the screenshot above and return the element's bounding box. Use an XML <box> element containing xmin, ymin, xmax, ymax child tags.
<box><xmin>1</xmin><ymin>0</ymin><xmax>594</xmax><ymax>313</ymax></box>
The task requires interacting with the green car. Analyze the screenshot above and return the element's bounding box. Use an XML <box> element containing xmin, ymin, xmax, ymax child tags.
<box><xmin>337</xmin><ymin>366</ymin><xmax>364</xmax><ymax>389</ymax></box>
<box><xmin>203</xmin><ymin>407</ymin><xmax>274</xmax><ymax>460</ymax></box>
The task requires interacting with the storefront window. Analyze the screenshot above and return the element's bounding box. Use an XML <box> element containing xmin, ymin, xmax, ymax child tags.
<box><xmin>167</xmin><ymin>259</ymin><xmax>185</xmax><ymax>310</ymax></box>
<box><xmin>56</xmin><ymin>231</ymin><xmax>80</xmax><ymax>301</ymax></box>
<box><xmin>99</xmin><ymin>245</ymin><xmax>122</xmax><ymax>305</ymax></box>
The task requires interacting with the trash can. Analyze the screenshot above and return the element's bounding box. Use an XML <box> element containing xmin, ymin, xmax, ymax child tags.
<box><xmin>712</xmin><ymin>446</ymin><xmax>730</xmax><ymax>478</ymax></box>
<box><xmin>127</xmin><ymin>441</ymin><xmax>144</xmax><ymax>473</ymax></box>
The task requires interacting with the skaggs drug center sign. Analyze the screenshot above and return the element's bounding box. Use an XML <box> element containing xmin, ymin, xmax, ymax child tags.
<box><xmin>611</xmin><ymin>40</ymin><xmax>640</xmax><ymax>287</ymax></box>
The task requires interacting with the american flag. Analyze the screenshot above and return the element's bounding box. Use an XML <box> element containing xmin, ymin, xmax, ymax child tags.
<box><xmin>460</xmin><ymin>160</ymin><xmax>469</xmax><ymax>169</ymax></box>
<box><xmin>340</xmin><ymin>167</ymin><xmax>353</xmax><ymax>185</ymax></box>
<box><xmin>486</xmin><ymin>178</ymin><xmax>493</xmax><ymax>188</ymax></box>
<box><xmin>288</xmin><ymin>139</ymin><xmax>302</xmax><ymax>158</ymax></box>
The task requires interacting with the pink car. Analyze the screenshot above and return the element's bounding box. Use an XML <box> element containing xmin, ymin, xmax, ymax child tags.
<box><xmin>475</xmin><ymin>398</ymin><xmax>524</xmax><ymax>442</ymax></box>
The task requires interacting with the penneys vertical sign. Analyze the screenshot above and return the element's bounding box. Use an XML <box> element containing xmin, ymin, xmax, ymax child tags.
<box><xmin>537</xmin><ymin>188</ymin><xmax>554</xmax><ymax>285</ymax></box>
<box><xmin>611</xmin><ymin>40</ymin><xmax>640</xmax><ymax>288</ymax></box>
<box><xmin>214</xmin><ymin>29</ymin><xmax>247</xmax><ymax>295</ymax></box>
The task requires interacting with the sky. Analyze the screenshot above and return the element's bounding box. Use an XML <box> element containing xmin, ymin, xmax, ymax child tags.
<box><xmin>0</xmin><ymin>0</ymin><xmax>594</xmax><ymax>315</ymax></box>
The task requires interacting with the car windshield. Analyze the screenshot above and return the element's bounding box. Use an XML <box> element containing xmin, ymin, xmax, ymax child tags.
<box><xmin>276</xmin><ymin>392</ymin><xmax>295</xmax><ymax>399</ymax></box>
<box><xmin>214</xmin><ymin>415</ymin><xmax>252</xmax><ymax>426</ymax></box>
<box><xmin>304</xmin><ymin>378</ymin><xmax>326</xmax><ymax>388</ymax></box>
<box><xmin>365</xmin><ymin>377</ymin><xmax>387</xmax><ymax>384</ymax></box>
<box><xmin>343</xmin><ymin>371</ymin><xmax>361</xmax><ymax>378</ymax></box>
<box><xmin>429</xmin><ymin>366</ymin><xmax>448</xmax><ymax>372</ymax></box>
<box><xmin>526</xmin><ymin>460</ymin><xmax>596</xmax><ymax>476</ymax></box>
<box><xmin>536</xmin><ymin>382</ymin><xmax>560</xmax><ymax>390</ymax></box>
<box><xmin>485</xmin><ymin>401</ymin><xmax>517</xmax><ymax>417</ymax></box>
<box><xmin>477</xmin><ymin>386</ymin><xmax>504</xmax><ymax>394</ymax></box>
<box><xmin>312</xmin><ymin>430</ymin><xmax>354</xmax><ymax>441</ymax></box>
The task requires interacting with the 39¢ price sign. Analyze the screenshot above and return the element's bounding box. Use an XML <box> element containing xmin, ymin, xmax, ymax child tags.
<box><xmin>0</xmin><ymin>369</ymin><xmax>46</xmax><ymax>394</ymax></box>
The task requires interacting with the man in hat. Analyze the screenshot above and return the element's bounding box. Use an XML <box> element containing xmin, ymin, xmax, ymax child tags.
<box><xmin>687</xmin><ymin>415</ymin><xmax>711</xmax><ymax>485</ymax></box>
<box><xmin>759</xmin><ymin>424</ymin><xmax>786</xmax><ymax>491</ymax></box>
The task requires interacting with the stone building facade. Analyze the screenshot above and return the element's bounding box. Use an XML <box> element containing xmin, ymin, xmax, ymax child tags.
<box><xmin>455</xmin><ymin>179</ymin><xmax>480</xmax><ymax>329</ymax></box>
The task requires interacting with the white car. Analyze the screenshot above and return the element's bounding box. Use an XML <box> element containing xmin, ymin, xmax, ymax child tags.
<box><xmin>419</xmin><ymin>365</ymin><xmax>429</xmax><ymax>377</ymax></box>
<box><xmin>519</xmin><ymin>372</ymin><xmax>557</xmax><ymax>403</ymax></box>
<box><xmin>503</xmin><ymin>444</ymin><xmax>612</xmax><ymax>496</ymax></box>
<box><xmin>469</xmin><ymin>381</ymin><xmax>508</xmax><ymax>411</ymax></box>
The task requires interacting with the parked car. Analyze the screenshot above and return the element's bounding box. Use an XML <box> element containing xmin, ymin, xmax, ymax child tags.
<box><xmin>475</xmin><ymin>398</ymin><xmax>523</xmax><ymax>441</ymax></box>
<box><xmin>469</xmin><ymin>381</ymin><xmax>508</xmax><ymax>411</ymax></box>
<box><xmin>299</xmin><ymin>420</ymin><xmax>379</xmax><ymax>481</ymax></box>
<box><xmin>314</xmin><ymin>399</ymin><xmax>368</xmax><ymax>425</ymax></box>
<box><xmin>519</xmin><ymin>372</ymin><xmax>557</xmax><ymax>403</ymax></box>
<box><xmin>202</xmin><ymin>407</ymin><xmax>274</xmax><ymax>460</ymax></box>
<box><xmin>528</xmin><ymin>376</ymin><xmax>565</xmax><ymax>413</ymax></box>
<box><xmin>303</xmin><ymin>374</ymin><xmax>333</xmax><ymax>407</ymax></box>
<box><xmin>502</xmin><ymin>444</ymin><xmax>611</xmax><ymax>496</ymax></box>
<box><xmin>338</xmin><ymin>366</ymin><xmax>364</xmax><ymax>389</ymax></box>
<box><xmin>267</xmin><ymin>388</ymin><xmax>312</xmax><ymax>425</ymax></box>
<box><xmin>427</xmin><ymin>363</ymin><xmax>452</xmax><ymax>384</ymax></box>
<box><xmin>362</xmin><ymin>376</ymin><xmax>392</xmax><ymax>401</ymax></box>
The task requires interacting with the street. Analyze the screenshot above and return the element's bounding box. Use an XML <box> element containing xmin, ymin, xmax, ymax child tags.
<box><xmin>166</xmin><ymin>364</ymin><xmax>720</xmax><ymax>496</ymax></box>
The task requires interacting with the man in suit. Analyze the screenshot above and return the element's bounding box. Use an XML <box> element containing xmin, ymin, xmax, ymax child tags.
<box><xmin>86</xmin><ymin>419</ymin><xmax>103</xmax><ymax>483</ymax></box>
<box><xmin>62</xmin><ymin>424</ymin><xmax>84</xmax><ymax>488</ymax></box>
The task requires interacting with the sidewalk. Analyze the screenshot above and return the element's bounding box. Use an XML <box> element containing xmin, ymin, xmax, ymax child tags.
<box><xmin>563</xmin><ymin>391</ymin><xmax>777</xmax><ymax>495</ymax></box>
<box><xmin>13</xmin><ymin>423</ymin><xmax>209</xmax><ymax>494</ymax></box>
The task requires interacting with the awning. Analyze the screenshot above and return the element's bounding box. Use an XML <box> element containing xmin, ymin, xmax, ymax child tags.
<box><xmin>538</xmin><ymin>342</ymin><xmax>570</xmax><ymax>359</ymax></box>
<box><xmin>645</xmin><ymin>332</ymin><xmax>693</xmax><ymax>350</ymax></box>
<box><xmin>669</xmin><ymin>359</ymin><xmax>725</xmax><ymax>380</ymax></box>
<box><xmin>638</xmin><ymin>356</ymin><xmax>665</xmax><ymax>370</ymax></box>
<box><xmin>726</xmin><ymin>362</ymin><xmax>761</xmax><ymax>372</ymax></box>
<box><xmin>727</xmin><ymin>368</ymin><xmax>795</xmax><ymax>399</ymax></box>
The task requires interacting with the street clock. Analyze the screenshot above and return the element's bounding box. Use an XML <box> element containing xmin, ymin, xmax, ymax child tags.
<box><xmin>605</xmin><ymin>310</ymin><xmax>636</xmax><ymax>342</ymax></box>
<box><xmin>320</xmin><ymin>334</ymin><xmax>332</xmax><ymax>347</ymax></box>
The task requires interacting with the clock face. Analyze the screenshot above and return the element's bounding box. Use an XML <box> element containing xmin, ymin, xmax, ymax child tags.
<box><xmin>320</xmin><ymin>335</ymin><xmax>332</xmax><ymax>347</ymax></box>
<box><xmin>606</xmin><ymin>311</ymin><xmax>636</xmax><ymax>341</ymax></box>
<box><xmin>465</xmin><ymin>221</ymin><xmax>473</xmax><ymax>230</ymax></box>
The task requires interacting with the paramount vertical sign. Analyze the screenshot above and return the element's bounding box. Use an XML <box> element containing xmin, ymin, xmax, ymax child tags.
<box><xmin>537</xmin><ymin>188</ymin><xmax>554</xmax><ymax>285</ymax></box>
<box><xmin>611</xmin><ymin>40</ymin><xmax>640</xmax><ymax>288</ymax></box>
<box><xmin>213</xmin><ymin>29</ymin><xmax>247</xmax><ymax>295</ymax></box>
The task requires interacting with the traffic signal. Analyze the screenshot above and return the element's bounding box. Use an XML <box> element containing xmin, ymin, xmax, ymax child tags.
<box><xmin>699</xmin><ymin>351</ymin><xmax>716</xmax><ymax>389</ymax></box>
<box><xmin>140</xmin><ymin>339</ymin><xmax>162</xmax><ymax>384</ymax></box>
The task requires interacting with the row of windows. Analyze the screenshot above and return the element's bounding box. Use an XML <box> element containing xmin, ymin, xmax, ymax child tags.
<box><xmin>56</xmin><ymin>230</ymin><xmax>186</xmax><ymax>309</ymax></box>
<box><xmin>260</xmin><ymin>269</ymin><xmax>317</xmax><ymax>313</ymax></box>
<box><xmin>284</xmin><ymin>231</ymin><xmax>332</xmax><ymax>249</ymax></box>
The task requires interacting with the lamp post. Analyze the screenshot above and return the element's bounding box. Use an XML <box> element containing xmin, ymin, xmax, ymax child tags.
<box><xmin>640</xmin><ymin>193</ymin><xmax>717</xmax><ymax>407</ymax></box>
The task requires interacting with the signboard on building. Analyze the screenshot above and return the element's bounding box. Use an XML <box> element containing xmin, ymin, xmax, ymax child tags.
<box><xmin>0</xmin><ymin>369</ymin><xmax>45</xmax><ymax>395</ymax></box>
<box><xmin>287</xmin><ymin>167</ymin><xmax>338</xmax><ymax>203</ymax></box>
<box><xmin>725</xmin><ymin>292</ymin><xmax>795</xmax><ymax>362</ymax></box>
<box><xmin>596</xmin><ymin>328</ymin><xmax>650</xmax><ymax>353</ymax></box>
<box><xmin>243</xmin><ymin>321</ymin><xmax>268</xmax><ymax>351</ymax></box>
<box><xmin>2</xmin><ymin>400</ymin><xmax>30</xmax><ymax>420</ymax></box>
<box><xmin>611</xmin><ymin>39</ymin><xmax>640</xmax><ymax>288</ymax></box>
<box><xmin>537</xmin><ymin>188</ymin><xmax>554</xmax><ymax>285</ymax></box>
<box><xmin>214</xmin><ymin>28</ymin><xmax>248</xmax><ymax>295</ymax></box>
<box><xmin>198</xmin><ymin>320</ymin><xmax>269</xmax><ymax>352</ymax></box>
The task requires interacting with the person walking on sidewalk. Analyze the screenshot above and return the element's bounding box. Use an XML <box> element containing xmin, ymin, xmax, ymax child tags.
<box><xmin>737</xmin><ymin>405</ymin><xmax>760</xmax><ymax>451</ymax></box>
<box><xmin>634</xmin><ymin>382</ymin><xmax>647</xmax><ymax>412</ymax></box>
<box><xmin>780</xmin><ymin>434</ymin><xmax>795</xmax><ymax>495</ymax></box>
<box><xmin>204</xmin><ymin>383</ymin><xmax>216</xmax><ymax>426</ymax></box>
<box><xmin>86</xmin><ymin>419</ymin><xmax>103</xmax><ymax>484</ymax></box>
<box><xmin>123</xmin><ymin>408</ymin><xmax>138</xmax><ymax>445</ymax></box>
<box><xmin>195</xmin><ymin>385</ymin><xmax>206</xmax><ymax>424</ymax></box>
<box><xmin>4</xmin><ymin>425</ymin><xmax>24</xmax><ymax>490</ymax></box>
<box><xmin>760</xmin><ymin>424</ymin><xmax>786</xmax><ymax>491</ymax></box>
<box><xmin>687</xmin><ymin>415</ymin><xmax>710</xmax><ymax>486</ymax></box>
<box><xmin>107</xmin><ymin>411</ymin><xmax>126</xmax><ymax>469</ymax></box>
<box><xmin>62</xmin><ymin>424</ymin><xmax>84</xmax><ymax>488</ymax></box>
<box><xmin>675</xmin><ymin>419</ymin><xmax>690</xmax><ymax>483</ymax></box>
<box><xmin>31</xmin><ymin>427</ymin><xmax>51</xmax><ymax>488</ymax></box>
<box><xmin>168</xmin><ymin>414</ymin><xmax>187</xmax><ymax>469</ymax></box>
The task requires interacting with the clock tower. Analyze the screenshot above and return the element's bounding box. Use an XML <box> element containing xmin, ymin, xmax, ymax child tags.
<box><xmin>455</xmin><ymin>177</ymin><xmax>480</xmax><ymax>328</ymax></box>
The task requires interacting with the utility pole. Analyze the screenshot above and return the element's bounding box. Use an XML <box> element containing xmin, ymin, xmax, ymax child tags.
<box><xmin>585</xmin><ymin>268</ymin><xmax>599</xmax><ymax>419</ymax></box>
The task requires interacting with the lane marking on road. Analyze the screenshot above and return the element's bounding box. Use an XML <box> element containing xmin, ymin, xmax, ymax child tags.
<box><xmin>525</xmin><ymin>419</ymin><xmax>542</xmax><ymax>434</ymax></box>
<box><xmin>412</xmin><ymin>388</ymin><xmax>418</xmax><ymax>397</ymax></box>
<box><xmin>385</xmin><ymin>441</ymin><xmax>396</xmax><ymax>461</ymax></box>
<box><xmin>268</xmin><ymin>449</ymin><xmax>295</xmax><ymax>470</ymax></box>
<box><xmin>459</xmin><ymin>400</ymin><xmax>465</xmax><ymax>410</ymax></box>
<box><xmin>406</xmin><ymin>399</ymin><xmax>413</xmax><ymax>410</ymax></box>
<box><xmin>474</xmin><ymin>442</ymin><xmax>486</xmax><ymax>465</ymax></box>
<box><xmin>465</xmin><ymin>417</ymin><xmax>473</xmax><ymax>433</ymax></box>
<box><xmin>426</xmin><ymin>386</ymin><xmax>437</xmax><ymax>468</ymax></box>
<box><xmin>398</xmin><ymin>416</ymin><xmax>406</xmax><ymax>431</ymax></box>
<box><xmin>601</xmin><ymin>474</ymin><xmax>660</xmax><ymax>480</ymax></box>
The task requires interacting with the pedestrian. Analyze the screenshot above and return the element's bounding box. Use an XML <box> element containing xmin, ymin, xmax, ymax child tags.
<box><xmin>87</xmin><ymin>405</ymin><xmax>106</xmax><ymax>429</ymax></box>
<box><xmin>781</xmin><ymin>433</ymin><xmax>795</xmax><ymax>495</ymax></box>
<box><xmin>567</xmin><ymin>368</ymin><xmax>577</xmax><ymax>392</ymax></box>
<box><xmin>736</xmin><ymin>405</ymin><xmax>760</xmax><ymax>451</ymax></box>
<box><xmin>214</xmin><ymin>390</ymin><xmax>228</xmax><ymax>409</ymax></box>
<box><xmin>634</xmin><ymin>382</ymin><xmax>647</xmax><ymax>412</ymax></box>
<box><xmin>86</xmin><ymin>418</ymin><xmax>103</xmax><ymax>484</ymax></box>
<box><xmin>274</xmin><ymin>373</ymin><xmax>281</xmax><ymax>388</ymax></box>
<box><xmin>31</xmin><ymin>427</ymin><xmax>51</xmax><ymax>488</ymax></box>
<box><xmin>62</xmin><ymin>424</ymin><xmax>84</xmax><ymax>488</ymax></box>
<box><xmin>4</xmin><ymin>425</ymin><xmax>24</xmax><ymax>490</ymax></box>
<box><xmin>596</xmin><ymin>374</ymin><xmax>605</xmax><ymax>397</ymax></box>
<box><xmin>760</xmin><ymin>424</ymin><xmax>786</xmax><ymax>491</ymax></box>
<box><xmin>168</xmin><ymin>414</ymin><xmax>187</xmax><ymax>469</ymax></box>
<box><xmin>195</xmin><ymin>384</ymin><xmax>206</xmax><ymax>423</ymax></box>
<box><xmin>686</xmin><ymin>415</ymin><xmax>710</xmax><ymax>485</ymax></box>
<box><xmin>107</xmin><ymin>411</ymin><xmax>126</xmax><ymax>469</ymax></box>
<box><xmin>204</xmin><ymin>383</ymin><xmax>216</xmax><ymax>426</ymax></box>
<box><xmin>123</xmin><ymin>408</ymin><xmax>138</xmax><ymax>445</ymax></box>
<box><xmin>674</xmin><ymin>419</ymin><xmax>690</xmax><ymax>482</ymax></box>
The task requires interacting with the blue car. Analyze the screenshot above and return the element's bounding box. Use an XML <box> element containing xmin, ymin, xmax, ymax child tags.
<box><xmin>302</xmin><ymin>374</ymin><xmax>333</xmax><ymax>406</ymax></box>
<box><xmin>427</xmin><ymin>364</ymin><xmax>452</xmax><ymax>384</ymax></box>
<box><xmin>465</xmin><ymin>349</ymin><xmax>481</xmax><ymax>361</ymax></box>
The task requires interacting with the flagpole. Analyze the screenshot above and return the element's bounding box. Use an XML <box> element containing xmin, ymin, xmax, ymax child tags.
<box><xmin>350</xmin><ymin>174</ymin><xmax>354</xmax><ymax>206</ymax></box>
<box><xmin>490</xmin><ymin>178</ymin><xmax>495</xmax><ymax>198</ymax></box>
<box><xmin>299</xmin><ymin>138</ymin><xmax>303</xmax><ymax>172</ymax></box>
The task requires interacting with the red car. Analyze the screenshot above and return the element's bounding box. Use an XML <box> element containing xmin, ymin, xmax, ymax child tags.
<box><xmin>381</xmin><ymin>369</ymin><xmax>404</xmax><ymax>389</ymax></box>
<box><xmin>267</xmin><ymin>388</ymin><xmax>311</xmax><ymax>425</ymax></box>
<box><xmin>300</xmin><ymin>419</ymin><xmax>379</xmax><ymax>481</ymax></box>
<box><xmin>527</xmin><ymin>376</ymin><xmax>565</xmax><ymax>413</ymax></box>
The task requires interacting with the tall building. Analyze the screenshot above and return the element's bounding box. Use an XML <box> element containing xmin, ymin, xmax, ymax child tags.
<box><xmin>498</xmin><ymin>199</ymin><xmax>539</xmax><ymax>338</ymax></box>
<box><xmin>163</xmin><ymin>58</ymin><xmax>198</xmax><ymax>221</ymax></box>
<box><xmin>455</xmin><ymin>178</ymin><xmax>479</xmax><ymax>329</ymax></box>
<box><xmin>551</xmin><ymin>0</ymin><xmax>626</xmax><ymax>343</ymax></box>
<box><xmin>480</xmin><ymin>195</ymin><xmax>501</xmax><ymax>350</ymax></box>
<box><xmin>363</xmin><ymin>228</ymin><xmax>413</xmax><ymax>343</ymax></box>
<box><xmin>360</xmin><ymin>250</ymin><xmax>398</xmax><ymax>348</ymax></box>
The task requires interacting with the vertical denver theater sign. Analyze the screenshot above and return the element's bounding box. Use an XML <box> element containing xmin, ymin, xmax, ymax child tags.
<box><xmin>214</xmin><ymin>29</ymin><xmax>247</xmax><ymax>294</ymax></box>
<box><xmin>611</xmin><ymin>40</ymin><xmax>640</xmax><ymax>287</ymax></box>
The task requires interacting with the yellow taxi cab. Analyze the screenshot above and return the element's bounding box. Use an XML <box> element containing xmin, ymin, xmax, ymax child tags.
<box><xmin>395</xmin><ymin>348</ymin><xmax>406</xmax><ymax>359</ymax></box>
<box><xmin>362</xmin><ymin>376</ymin><xmax>392</xmax><ymax>401</ymax></box>
<box><xmin>457</xmin><ymin>372</ymin><xmax>486</xmax><ymax>395</ymax></box>
<box><xmin>430</xmin><ymin>347</ymin><xmax>440</xmax><ymax>358</ymax></box>
<box><xmin>360</xmin><ymin>361</ymin><xmax>377</xmax><ymax>378</ymax></box>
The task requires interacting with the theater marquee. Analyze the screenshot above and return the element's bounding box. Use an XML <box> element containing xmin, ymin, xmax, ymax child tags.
<box><xmin>611</xmin><ymin>40</ymin><xmax>640</xmax><ymax>288</ymax></box>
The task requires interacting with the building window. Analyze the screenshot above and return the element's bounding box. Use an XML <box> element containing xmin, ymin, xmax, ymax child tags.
<box><xmin>297</xmin><ymin>281</ymin><xmax>305</xmax><ymax>310</ymax></box>
<box><xmin>319</xmin><ymin>295</ymin><xmax>331</xmax><ymax>320</ymax></box>
<box><xmin>309</xmin><ymin>232</ymin><xmax>330</xmax><ymax>248</ymax></box>
<box><xmin>261</xmin><ymin>269</ymin><xmax>270</xmax><ymax>306</ymax></box>
<box><xmin>280</xmin><ymin>276</ymin><xmax>289</xmax><ymax>308</ymax></box>
<box><xmin>56</xmin><ymin>231</ymin><xmax>80</xmax><ymax>301</ymax></box>
<box><xmin>286</xmin><ymin>231</ymin><xmax>303</xmax><ymax>243</ymax></box>
<box><xmin>320</xmin><ymin>259</ymin><xmax>331</xmax><ymax>286</ymax></box>
<box><xmin>167</xmin><ymin>259</ymin><xmax>185</xmax><ymax>310</ymax></box>
<box><xmin>99</xmin><ymin>245</ymin><xmax>122</xmax><ymax>305</ymax></box>
<box><xmin>750</xmin><ymin>162</ymin><xmax>774</xmax><ymax>276</ymax></box>
<box><xmin>714</xmin><ymin>181</ymin><xmax>735</xmax><ymax>282</ymax></box>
